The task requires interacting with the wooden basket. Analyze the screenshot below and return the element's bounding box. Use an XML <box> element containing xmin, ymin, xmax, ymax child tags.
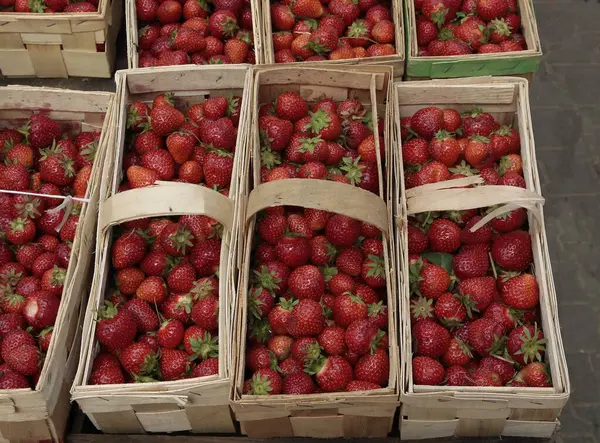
<box><xmin>404</xmin><ymin>0</ymin><xmax>541</xmax><ymax>79</ymax></box>
<box><xmin>0</xmin><ymin>86</ymin><xmax>114</xmax><ymax>442</ymax></box>
<box><xmin>392</xmin><ymin>77</ymin><xmax>570</xmax><ymax>439</ymax></box>
<box><xmin>71</xmin><ymin>65</ymin><xmax>253</xmax><ymax>435</ymax></box>
<box><xmin>260</xmin><ymin>0</ymin><xmax>404</xmax><ymax>77</ymax></box>
<box><xmin>125</xmin><ymin>0</ymin><xmax>264</xmax><ymax>68</ymax></box>
<box><xmin>0</xmin><ymin>0</ymin><xmax>122</xmax><ymax>78</ymax></box>
<box><xmin>229</xmin><ymin>65</ymin><xmax>400</xmax><ymax>438</ymax></box>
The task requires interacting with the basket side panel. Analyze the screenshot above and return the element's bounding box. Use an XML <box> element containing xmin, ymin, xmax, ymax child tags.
<box><xmin>186</xmin><ymin>405</ymin><xmax>236</xmax><ymax>433</ymax></box>
<box><xmin>26</xmin><ymin>44</ymin><xmax>68</xmax><ymax>78</ymax></box>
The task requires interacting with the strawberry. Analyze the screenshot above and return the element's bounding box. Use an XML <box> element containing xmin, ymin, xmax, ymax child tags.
<box><xmin>335</xmin><ymin>247</ymin><xmax>362</xmax><ymax>277</ymax></box>
<box><xmin>452</xmin><ymin>249</ymin><xmax>489</xmax><ymax>280</ymax></box>
<box><xmin>254</xmin><ymin>261</ymin><xmax>290</xmax><ymax>296</ymax></box>
<box><xmin>287</xmin><ymin>265</ymin><xmax>325</xmax><ymax>301</ymax></box>
<box><xmin>160</xmin><ymin>223</ymin><xmax>196</xmax><ymax>257</ymax></box>
<box><xmin>402</xmin><ymin>138</ymin><xmax>430</xmax><ymax>166</ymax></box>
<box><xmin>499</xmin><ymin>171</ymin><xmax>526</xmax><ymax>188</ymax></box>
<box><xmin>90</xmin><ymin>366</ymin><xmax>125</xmax><ymax>385</ymax></box>
<box><xmin>462</xmin><ymin>109</ymin><xmax>499</xmax><ymax>137</ymax></box>
<box><xmin>412</xmin><ymin>356</ymin><xmax>444</xmax><ymax>385</ymax></box>
<box><xmin>0</xmin><ymin>369</ymin><xmax>30</xmax><ymax>389</ymax></box>
<box><xmin>96</xmin><ymin>302</ymin><xmax>137</xmax><ymax>350</ymax></box>
<box><xmin>125</xmin><ymin>298</ymin><xmax>159</xmax><ymax>333</ymax></box>
<box><xmin>465</xmin><ymin>136</ymin><xmax>493</xmax><ymax>169</ymax></box>
<box><xmin>191</xmin><ymin>294</ymin><xmax>218</xmax><ymax>330</ymax></box>
<box><xmin>443</xmin><ymin>337</ymin><xmax>473</xmax><ymax>366</ymax></box>
<box><xmin>203</xmin><ymin>149</ymin><xmax>234</xmax><ymax>188</ymax></box>
<box><xmin>371</xmin><ymin>19</ymin><xmax>394</xmax><ymax>44</ymax></box>
<box><xmin>150</xmin><ymin>101</ymin><xmax>185</xmax><ymax>136</ymax></box>
<box><xmin>454</xmin><ymin>18</ymin><xmax>486</xmax><ymax>50</ymax></box>
<box><xmin>40</xmin><ymin>265</ymin><xmax>65</xmax><ymax>297</ymax></box>
<box><xmin>307</xmin><ymin>355</ymin><xmax>353</xmax><ymax>392</ymax></box>
<box><xmin>354</xmin><ymin>348</ymin><xmax>388</xmax><ymax>386</ymax></box>
<box><xmin>292</xmin><ymin>0</ymin><xmax>323</xmax><ymax>17</ymax></box>
<box><xmin>111</xmin><ymin>230</ymin><xmax>148</xmax><ymax>270</ymax></box>
<box><xmin>276</xmin><ymin>92</ymin><xmax>308</xmax><ymax>122</ymax></box>
<box><xmin>157</xmin><ymin>319</ymin><xmax>185</xmax><ymax>349</ymax></box>
<box><xmin>445</xmin><ymin>364</ymin><xmax>470</xmax><ymax>386</ymax></box>
<box><xmin>282</xmin><ymin>372</ymin><xmax>316</xmax><ymax>395</ymax></box>
<box><xmin>0</xmin><ymin>290</ymin><xmax>26</xmax><ymax>315</ymax></box>
<box><xmin>139</xmin><ymin>251</ymin><xmax>170</xmax><ymax>277</ymax></box>
<box><xmin>501</xmin><ymin>273</ymin><xmax>539</xmax><ymax>309</ymax></box>
<box><xmin>460</xmin><ymin>216</ymin><xmax>492</xmax><ymax>244</ymax></box>
<box><xmin>287</xmin><ymin>299</ymin><xmax>324</xmax><ymax>337</ymax></box>
<box><xmin>1</xmin><ymin>329</ymin><xmax>36</xmax><ymax>361</ymax></box>
<box><xmin>268</xmin><ymin>335</ymin><xmax>293</xmax><ymax>360</ymax></box>
<box><xmin>434</xmin><ymin>292</ymin><xmax>466</xmax><ymax>327</ymax></box>
<box><xmin>224</xmin><ymin>39</ymin><xmax>249</xmax><ymax>63</ymax></box>
<box><xmin>361</xmin><ymin>255</ymin><xmax>386</xmax><ymax>288</ymax></box>
<box><xmin>5</xmin><ymin>344</ymin><xmax>40</xmax><ymax>376</ymax></box>
<box><xmin>333</xmin><ymin>292</ymin><xmax>368</xmax><ymax>327</ymax></box>
<box><xmin>208</xmin><ymin>9</ymin><xmax>239</xmax><ymax>39</ymax></box>
<box><xmin>136</xmin><ymin>276</ymin><xmax>167</xmax><ymax>304</ymax></box>
<box><xmin>192</xmin><ymin>357</ymin><xmax>219</xmax><ymax>377</ymax></box>
<box><xmin>442</xmin><ymin>109</ymin><xmax>462</xmax><ymax>132</ymax></box>
<box><xmin>344</xmin><ymin>319</ymin><xmax>383</xmax><ymax>355</ymax></box>
<box><xmin>428</xmin><ymin>219</ymin><xmax>461</xmax><ymax>253</ymax></box>
<box><xmin>328</xmin><ymin>0</ymin><xmax>360</xmax><ymax>26</ymax></box>
<box><xmin>478</xmin><ymin>43</ymin><xmax>503</xmax><ymax>53</ymax></box>
<box><xmin>0</xmin><ymin>165</ymin><xmax>29</xmax><ymax>191</ymax></box>
<box><xmin>271</xmin><ymin>3</ymin><xmax>295</xmax><ymax>31</ymax></box>
<box><xmin>325</xmin><ymin>215</ymin><xmax>361</xmax><ymax>248</ymax></box>
<box><xmin>416</xmin><ymin>19</ymin><xmax>438</xmax><ymax>46</ymax></box>
<box><xmin>6</xmin><ymin>218</ymin><xmax>36</xmax><ymax>246</ymax></box>
<box><xmin>160</xmin><ymin>348</ymin><xmax>190</xmax><ymax>380</ymax></box>
<box><xmin>429</xmin><ymin>130</ymin><xmax>460</xmax><ymax>167</ymax></box>
<box><xmin>467</xmin><ymin>318</ymin><xmax>505</xmax><ymax>357</ymax></box>
<box><xmin>120</xmin><ymin>342</ymin><xmax>158</xmax><ymax>377</ymax></box>
<box><xmin>18</xmin><ymin>115</ymin><xmax>61</xmax><ymax>150</ymax></box>
<box><xmin>476</xmin><ymin>0</ymin><xmax>508</xmax><ymax>21</ymax></box>
<box><xmin>412</xmin><ymin>320</ymin><xmax>450</xmax><ymax>357</ymax></box>
<box><xmin>492</xmin><ymin>230</ymin><xmax>532</xmax><ymax>271</ymax></box>
<box><xmin>190</xmin><ymin>238</ymin><xmax>221</xmax><ymax>276</ymax></box>
<box><xmin>472</xmin><ymin>368</ymin><xmax>502</xmax><ymax>386</ymax></box>
<box><xmin>514</xmin><ymin>362</ymin><xmax>551</xmax><ymax>387</ymax></box>
<box><xmin>411</xmin><ymin>107</ymin><xmax>444</xmax><ymax>141</ymax></box>
<box><xmin>247</xmin><ymin>368</ymin><xmax>283</xmax><ymax>395</ymax></box>
<box><xmin>63</xmin><ymin>1</ymin><xmax>96</xmax><ymax>11</ymax></box>
<box><xmin>140</xmin><ymin>149</ymin><xmax>175</xmax><ymax>181</ymax></box>
<box><xmin>479</xmin><ymin>356</ymin><xmax>515</xmax><ymax>384</ymax></box>
<box><xmin>413</xmin><ymin>262</ymin><xmax>451</xmax><ymax>300</ymax></box>
<box><xmin>115</xmin><ymin>267</ymin><xmax>145</xmax><ymax>296</ymax></box>
<box><xmin>23</xmin><ymin>290</ymin><xmax>60</xmax><ymax>330</ymax></box>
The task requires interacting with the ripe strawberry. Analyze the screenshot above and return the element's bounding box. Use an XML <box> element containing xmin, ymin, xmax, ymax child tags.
<box><xmin>467</xmin><ymin>318</ymin><xmax>505</xmax><ymax>357</ymax></box>
<box><xmin>19</xmin><ymin>115</ymin><xmax>61</xmax><ymax>150</ymax></box>
<box><xmin>442</xmin><ymin>109</ymin><xmax>462</xmax><ymax>132</ymax></box>
<box><xmin>371</xmin><ymin>19</ymin><xmax>394</xmax><ymax>44</ymax></box>
<box><xmin>288</xmin><ymin>265</ymin><xmax>325</xmax><ymax>301</ymax></box>
<box><xmin>292</xmin><ymin>0</ymin><xmax>323</xmax><ymax>17</ymax></box>
<box><xmin>120</xmin><ymin>342</ymin><xmax>158</xmax><ymax>377</ymax></box>
<box><xmin>0</xmin><ymin>164</ymin><xmax>29</xmax><ymax>191</ymax></box>
<box><xmin>472</xmin><ymin>368</ymin><xmax>502</xmax><ymax>386</ymax></box>
<box><xmin>413</xmin><ymin>320</ymin><xmax>450</xmax><ymax>357</ymax></box>
<box><xmin>500</xmin><ymin>171</ymin><xmax>526</xmax><ymax>188</ymax></box>
<box><xmin>157</xmin><ymin>319</ymin><xmax>185</xmax><ymax>349</ymax></box>
<box><xmin>203</xmin><ymin>149</ymin><xmax>234</xmax><ymax>188</ymax></box>
<box><xmin>6</xmin><ymin>218</ymin><xmax>36</xmax><ymax>246</ymax></box>
<box><xmin>0</xmin><ymin>291</ymin><xmax>26</xmax><ymax>315</ymax></box>
<box><xmin>454</xmin><ymin>18</ymin><xmax>486</xmax><ymax>50</ymax></box>
<box><xmin>492</xmin><ymin>230</ymin><xmax>532</xmax><ymax>271</ymax></box>
<box><xmin>308</xmin><ymin>355</ymin><xmax>353</xmax><ymax>392</ymax></box>
<box><xmin>160</xmin><ymin>348</ymin><xmax>190</xmax><ymax>380</ymax></box>
<box><xmin>414</xmin><ymin>263</ymin><xmax>451</xmax><ymax>300</ymax></box>
<box><xmin>446</xmin><ymin>364</ymin><xmax>470</xmax><ymax>386</ymax></box>
<box><xmin>514</xmin><ymin>362</ymin><xmax>551</xmax><ymax>387</ymax></box>
<box><xmin>287</xmin><ymin>299</ymin><xmax>324</xmax><ymax>337</ymax></box>
<box><xmin>63</xmin><ymin>1</ymin><xmax>96</xmax><ymax>11</ymax></box>
<box><xmin>1</xmin><ymin>329</ymin><xmax>35</xmax><ymax>361</ymax></box>
<box><xmin>411</xmin><ymin>107</ymin><xmax>444</xmax><ymax>140</ymax></box>
<box><xmin>96</xmin><ymin>302</ymin><xmax>137</xmax><ymax>350</ymax></box>
<box><xmin>271</xmin><ymin>3</ymin><xmax>295</xmax><ymax>31</ymax></box>
<box><xmin>224</xmin><ymin>38</ymin><xmax>249</xmax><ymax>63</ymax></box>
<box><xmin>412</xmin><ymin>356</ymin><xmax>444</xmax><ymax>385</ymax></box>
<box><xmin>329</xmin><ymin>0</ymin><xmax>360</xmax><ymax>26</ymax></box>
<box><xmin>5</xmin><ymin>344</ymin><xmax>40</xmax><ymax>376</ymax></box>
<box><xmin>443</xmin><ymin>337</ymin><xmax>473</xmax><ymax>366</ymax></box>
<box><xmin>465</xmin><ymin>136</ymin><xmax>493</xmax><ymax>169</ymax></box>
<box><xmin>428</xmin><ymin>130</ymin><xmax>460</xmax><ymax>166</ymax></box>
<box><xmin>247</xmin><ymin>368</ymin><xmax>283</xmax><ymax>395</ymax></box>
<box><xmin>333</xmin><ymin>292</ymin><xmax>367</xmax><ymax>327</ymax></box>
<box><xmin>282</xmin><ymin>372</ymin><xmax>316</xmax><ymax>395</ymax></box>
<box><xmin>402</xmin><ymin>138</ymin><xmax>430</xmax><ymax>166</ymax></box>
<box><xmin>462</xmin><ymin>109</ymin><xmax>500</xmax><ymax>137</ymax></box>
<box><xmin>478</xmin><ymin>43</ymin><xmax>503</xmax><ymax>53</ymax></box>
<box><xmin>434</xmin><ymin>292</ymin><xmax>466</xmax><ymax>327</ymax></box>
<box><xmin>0</xmin><ymin>369</ymin><xmax>30</xmax><ymax>389</ymax></box>
<box><xmin>354</xmin><ymin>348</ymin><xmax>388</xmax><ymax>386</ymax></box>
<box><xmin>125</xmin><ymin>298</ymin><xmax>159</xmax><ymax>333</ymax></box>
<box><xmin>192</xmin><ymin>357</ymin><xmax>219</xmax><ymax>377</ymax></box>
<box><xmin>361</xmin><ymin>255</ymin><xmax>386</xmax><ymax>288</ymax></box>
<box><xmin>23</xmin><ymin>290</ymin><xmax>60</xmax><ymax>330</ymax></box>
<box><xmin>479</xmin><ymin>356</ymin><xmax>515</xmax><ymax>384</ymax></box>
<box><xmin>208</xmin><ymin>9</ymin><xmax>239</xmax><ymax>39</ymax></box>
<box><xmin>189</xmin><ymin>238</ymin><xmax>221</xmax><ymax>276</ymax></box>
<box><xmin>159</xmin><ymin>223</ymin><xmax>196</xmax><ymax>257</ymax></box>
<box><xmin>150</xmin><ymin>103</ymin><xmax>185</xmax><ymax>137</ymax></box>
<box><xmin>501</xmin><ymin>273</ymin><xmax>539</xmax><ymax>310</ymax></box>
<box><xmin>335</xmin><ymin>247</ymin><xmax>362</xmax><ymax>277</ymax></box>
<box><xmin>460</xmin><ymin>216</ymin><xmax>492</xmax><ymax>245</ymax></box>
<box><xmin>136</xmin><ymin>276</ymin><xmax>167</xmax><ymax>304</ymax></box>
<box><xmin>428</xmin><ymin>219</ymin><xmax>461</xmax><ymax>253</ymax></box>
<box><xmin>417</xmin><ymin>19</ymin><xmax>438</xmax><ymax>46</ymax></box>
<box><xmin>276</xmin><ymin>92</ymin><xmax>308</xmax><ymax>122</ymax></box>
<box><xmin>268</xmin><ymin>335</ymin><xmax>293</xmax><ymax>360</ymax></box>
<box><xmin>452</xmin><ymin>249</ymin><xmax>489</xmax><ymax>280</ymax></box>
<box><xmin>115</xmin><ymin>267</ymin><xmax>145</xmax><ymax>296</ymax></box>
<box><xmin>111</xmin><ymin>230</ymin><xmax>147</xmax><ymax>269</ymax></box>
<box><xmin>325</xmin><ymin>215</ymin><xmax>361</xmax><ymax>248</ymax></box>
<box><xmin>345</xmin><ymin>319</ymin><xmax>383</xmax><ymax>355</ymax></box>
<box><xmin>476</xmin><ymin>0</ymin><xmax>508</xmax><ymax>21</ymax></box>
<box><xmin>191</xmin><ymin>294</ymin><xmax>218</xmax><ymax>330</ymax></box>
<box><xmin>40</xmin><ymin>265</ymin><xmax>65</xmax><ymax>297</ymax></box>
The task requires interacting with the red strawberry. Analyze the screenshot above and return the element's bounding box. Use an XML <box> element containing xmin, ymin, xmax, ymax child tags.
<box><xmin>452</xmin><ymin>249</ymin><xmax>489</xmax><ymax>280</ymax></box>
<box><xmin>125</xmin><ymin>298</ymin><xmax>159</xmax><ymax>333</ymax></box>
<box><xmin>209</xmin><ymin>9</ymin><xmax>239</xmax><ymax>39</ymax></box>
<box><xmin>465</xmin><ymin>136</ymin><xmax>493</xmax><ymax>169</ymax></box>
<box><xmin>287</xmin><ymin>265</ymin><xmax>325</xmax><ymax>301</ymax></box>
<box><xmin>325</xmin><ymin>215</ymin><xmax>361</xmax><ymax>248</ymax></box>
<box><xmin>1</xmin><ymin>329</ymin><xmax>35</xmax><ymax>361</ymax></box>
<box><xmin>492</xmin><ymin>231</ymin><xmax>532</xmax><ymax>271</ymax></box>
<box><xmin>457</xmin><ymin>276</ymin><xmax>496</xmax><ymax>317</ymax></box>
<box><xmin>415</xmin><ymin>263</ymin><xmax>451</xmax><ymax>300</ymax></box>
<box><xmin>412</xmin><ymin>320</ymin><xmax>450</xmax><ymax>357</ymax></box>
<box><xmin>514</xmin><ymin>362</ymin><xmax>551</xmax><ymax>387</ymax></box>
<box><xmin>307</xmin><ymin>355</ymin><xmax>353</xmax><ymax>392</ymax></box>
<box><xmin>268</xmin><ymin>335</ymin><xmax>293</xmax><ymax>361</ymax></box>
<box><xmin>443</xmin><ymin>337</ymin><xmax>473</xmax><ymax>366</ymax></box>
<box><xmin>191</xmin><ymin>294</ymin><xmax>218</xmax><ymax>330</ymax></box>
<box><xmin>287</xmin><ymin>299</ymin><xmax>324</xmax><ymax>337</ymax></box>
<box><xmin>428</xmin><ymin>219</ymin><xmax>461</xmax><ymax>253</ymax></box>
<box><xmin>344</xmin><ymin>319</ymin><xmax>382</xmax><ymax>355</ymax></box>
<box><xmin>0</xmin><ymin>369</ymin><xmax>30</xmax><ymax>389</ymax></box>
<box><xmin>501</xmin><ymin>273</ymin><xmax>539</xmax><ymax>310</ymax></box>
<box><xmin>120</xmin><ymin>342</ymin><xmax>158</xmax><ymax>377</ymax></box>
<box><xmin>412</xmin><ymin>356</ymin><xmax>444</xmax><ymax>385</ymax></box>
<box><xmin>111</xmin><ymin>230</ymin><xmax>148</xmax><ymax>269</ymax></box>
<box><xmin>467</xmin><ymin>318</ymin><xmax>505</xmax><ymax>357</ymax></box>
<box><xmin>158</xmin><ymin>319</ymin><xmax>185</xmax><ymax>349</ymax></box>
<box><xmin>160</xmin><ymin>348</ymin><xmax>190</xmax><ymax>380</ymax></box>
<box><xmin>6</xmin><ymin>218</ymin><xmax>36</xmax><ymax>246</ymax></box>
<box><xmin>434</xmin><ymin>292</ymin><xmax>466</xmax><ymax>327</ymax></box>
<box><xmin>192</xmin><ymin>357</ymin><xmax>219</xmax><ymax>377</ymax></box>
<box><xmin>5</xmin><ymin>344</ymin><xmax>40</xmax><ymax>376</ymax></box>
<box><xmin>136</xmin><ymin>276</ymin><xmax>167</xmax><ymax>304</ymax></box>
<box><xmin>476</xmin><ymin>0</ymin><xmax>508</xmax><ymax>21</ymax></box>
<box><xmin>276</xmin><ymin>92</ymin><xmax>308</xmax><ymax>122</ymax></box>
<box><xmin>271</xmin><ymin>3</ymin><xmax>295</xmax><ymax>31</ymax></box>
<box><xmin>460</xmin><ymin>216</ymin><xmax>492</xmax><ymax>244</ymax></box>
<box><xmin>421</xmin><ymin>0</ymin><xmax>452</xmax><ymax>26</ymax></box>
<box><xmin>462</xmin><ymin>109</ymin><xmax>499</xmax><ymax>137</ymax></box>
<box><xmin>19</xmin><ymin>115</ymin><xmax>61</xmax><ymax>150</ymax></box>
<box><xmin>361</xmin><ymin>255</ymin><xmax>386</xmax><ymax>288</ymax></box>
<box><xmin>354</xmin><ymin>348</ymin><xmax>388</xmax><ymax>386</ymax></box>
<box><xmin>282</xmin><ymin>372</ymin><xmax>316</xmax><ymax>395</ymax></box>
<box><xmin>429</xmin><ymin>130</ymin><xmax>460</xmax><ymax>167</ymax></box>
<box><xmin>247</xmin><ymin>368</ymin><xmax>283</xmax><ymax>395</ymax></box>
<box><xmin>96</xmin><ymin>302</ymin><xmax>137</xmax><ymax>350</ymax></box>
<box><xmin>446</xmin><ymin>364</ymin><xmax>471</xmax><ymax>386</ymax></box>
<box><xmin>23</xmin><ymin>290</ymin><xmax>60</xmax><ymax>330</ymax></box>
<box><xmin>416</xmin><ymin>19</ymin><xmax>438</xmax><ymax>46</ymax></box>
<box><xmin>411</xmin><ymin>107</ymin><xmax>444</xmax><ymax>140</ymax></box>
<box><xmin>479</xmin><ymin>356</ymin><xmax>515</xmax><ymax>384</ymax></box>
<box><xmin>472</xmin><ymin>368</ymin><xmax>502</xmax><ymax>386</ymax></box>
<box><xmin>203</xmin><ymin>149</ymin><xmax>234</xmax><ymax>188</ymax></box>
<box><xmin>328</xmin><ymin>0</ymin><xmax>360</xmax><ymax>26</ymax></box>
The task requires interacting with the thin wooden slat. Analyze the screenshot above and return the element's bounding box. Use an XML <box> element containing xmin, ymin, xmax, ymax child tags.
<box><xmin>0</xmin><ymin>33</ymin><xmax>24</xmax><ymax>49</ymax></box>
<box><xmin>62</xmin><ymin>51</ymin><xmax>111</xmax><ymax>78</ymax></box>
<box><xmin>0</xmin><ymin>18</ymin><xmax>72</xmax><ymax>34</ymax></box>
<box><xmin>20</xmin><ymin>33</ymin><xmax>62</xmax><ymax>44</ymax></box>
<box><xmin>62</xmin><ymin>31</ymin><xmax>97</xmax><ymax>51</ymax></box>
<box><xmin>0</xmin><ymin>49</ymin><xmax>34</xmax><ymax>76</ymax></box>
<box><xmin>26</xmin><ymin>44</ymin><xmax>68</xmax><ymax>78</ymax></box>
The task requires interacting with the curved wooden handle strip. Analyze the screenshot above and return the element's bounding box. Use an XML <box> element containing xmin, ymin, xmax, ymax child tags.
<box><xmin>99</xmin><ymin>182</ymin><xmax>234</xmax><ymax>233</ymax></box>
<box><xmin>245</xmin><ymin>179</ymin><xmax>389</xmax><ymax>234</ymax></box>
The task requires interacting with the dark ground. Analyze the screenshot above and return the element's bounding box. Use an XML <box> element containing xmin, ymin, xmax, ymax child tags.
<box><xmin>2</xmin><ymin>0</ymin><xmax>600</xmax><ymax>441</ymax></box>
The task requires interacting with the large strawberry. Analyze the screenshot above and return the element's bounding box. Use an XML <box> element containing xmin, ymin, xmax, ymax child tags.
<box><xmin>95</xmin><ymin>301</ymin><xmax>137</xmax><ymax>350</ymax></box>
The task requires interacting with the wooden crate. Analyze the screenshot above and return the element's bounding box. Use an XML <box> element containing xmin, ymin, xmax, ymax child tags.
<box><xmin>392</xmin><ymin>77</ymin><xmax>570</xmax><ymax>439</ymax></box>
<box><xmin>125</xmin><ymin>0</ymin><xmax>263</xmax><ymax>68</ymax></box>
<box><xmin>259</xmin><ymin>0</ymin><xmax>404</xmax><ymax>77</ymax></box>
<box><xmin>71</xmin><ymin>65</ymin><xmax>253</xmax><ymax>435</ymax></box>
<box><xmin>229</xmin><ymin>65</ymin><xmax>400</xmax><ymax>438</ymax></box>
<box><xmin>0</xmin><ymin>0</ymin><xmax>122</xmax><ymax>78</ymax></box>
<box><xmin>0</xmin><ymin>86</ymin><xmax>114</xmax><ymax>442</ymax></box>
<box><xmin>404</xmin><ymin>0</ymin><xmax>541</xmax><ymax>79</ymax></box>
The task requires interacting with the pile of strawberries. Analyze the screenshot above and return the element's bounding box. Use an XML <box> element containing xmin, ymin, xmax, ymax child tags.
<box><xmin>134</xmin><ymin>0</ymin><xmax>255</xmax><ymax>67</ymax></box>
<box><xmin>269</xmin><ymin>0</ymin><xmax>397</xmax><ymax>62</ymax></box>
<box><xmin>89</xmin><ymin>214</ymin><xmax>223</xmax><ymax>384</ymax></box>
<box><xmin>0</xmin><ymin>0</ymin><xmax>98</xmax><ymax>13</ymax></box>
<box><xmin>400</xmin><ymin>106</ymin><xmax>524</xmax><ymax>189</ymax></box>
<box><xmin>408</xmin><ymin>207</ymin><xmax>551</xmax><ymax>387</ymax></box>
<box><xmin>259</xmin><ymin>91</ymin><xmax>384</xmax><ymax>195</ymax></box>
<box><xmin>414</xmin><ymin>0</ymin><xmax>527</xmax><ymax>56</ymax></box>
<box><xmin>123</xmin><ymin>92</ymin><xmax>241</xmax><ymax>193</ymax></box>
<box><xmin>243</xmin><ymin>206</ymin><xmax>390</xmax><ymax>395</ymax></box>
<box><xmin>0</xmin><ymin>115</ymin><xmax>100</xmax><ymax>389</ymax></box>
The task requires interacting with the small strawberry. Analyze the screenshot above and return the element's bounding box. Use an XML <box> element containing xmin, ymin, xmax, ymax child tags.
<box><xmin>412</xmin><ymin>356</ymin><xmax>445</xmax><ymax>385</ymax></box>
<box><xmin>160</xmin><ymin>348</ymin><xmax>190</xmax><ymax>380</ymax></box>
<box><xmin>5</xmin><ymin>344</ymin><xmax>40</xmax><ymax>376</ymax></box>
<box><xmin>247</xmin><ymin>368</ymin><xmax>283</xmax><ymax>395</ymax></box>
<box><xmin>428</xmin><ymin>218</ymin><xmax>461</xmax><ymax>253</ymax></box>
<box><xmin>191</xmin><ymin>294</ymin><xmax>218</xmax><ymax>330</ymax></box>
<box><xmin>514</xmin><ymin>362</ymin><xmax>551</xmax><ymax>387</ymax></box>
<box><xmin>282</xmin><ymin>372</ymin><xmax>316</xmax><ymax>395</ymax></box>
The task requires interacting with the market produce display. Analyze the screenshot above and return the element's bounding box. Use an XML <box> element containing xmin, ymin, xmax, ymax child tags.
<box><xmin>89</xmin><ymin>213</ymin><xmax>222</xmax><ymax>384</ymax></box>
<box><xmin>0</xmin><ymin>116</ymin><xmax>99</xmax><ymax>389</ymax></box>
<box><xmin>258</xmin><ymin>91</ymin><xmax>384</xmax><ymax>194</ymax></box>
<box><xmin>414</xmin><ymin>0</ymin><xmax>527</xmax><ymax>55</ymax></box>
<box><xmin>400</xmin><ymin>106</ymin><xmax>524</xmax><ymax>189</ymax></box>
<box><xmin>268</xmin><ymin>0</ymin><xmax>398</xmax><ymax>62</ymax></box>
<box><xmin>123</xmin><ymin>92</ymin><xmax>241</xmax><ymax>192</ymax></box>
<box><xmin>243</xmin><ymin>206</ymin><xmax>390</xmax><ymax>394</ymax></box>
<box><xmin>134</xmin><ymin>0</ymin><xmax>256</xmax><ymax>66</ymax></box>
